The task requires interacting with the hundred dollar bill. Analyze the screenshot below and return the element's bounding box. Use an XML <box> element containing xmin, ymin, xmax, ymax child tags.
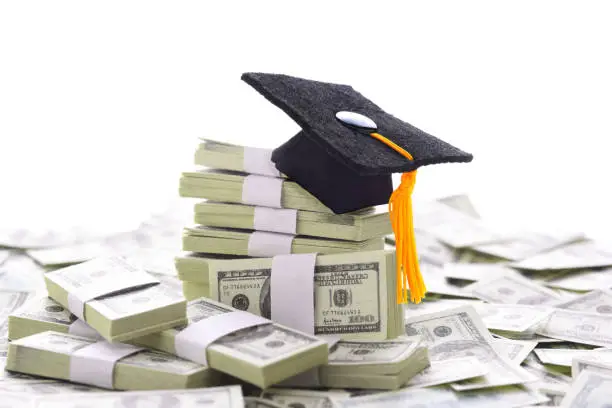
<box><xmin>546</xmin><ymin>267</ymin><xmax>612</xmax><ymax>291</ymax></box>
<box><xmin>403</xmin><ymin>305</ymin><xmax>538</xmax><ymax>390</ymax></box>
<box><xmin>183</xmin><ymin>226</ymin><xmax>383</xmax><ymax>256</ymax></box>
<box><xmin>536</xmin><ymin>309</ymin><xmax>612</xmax><ymax>347</ymax></box>
<box><xmin>560</xmin><ymin>369</ymin><xmax>612</xmax><ymax>407</ymax></box>
<box><xmin>554</xmin><ymin>289</ymin><xmax>612</xmax><ymax>314</ymax></box>
<box><xmin>176</xmin><ymin>250</ymin><xmax>403</xmax><ymax>339</ymax></box>
<box><xmin>44</xmin><ymin>256</ymin><xmax>187</xmax><ymax>342</ymax></box>
<box><xmin>279</xmin><ymin>339</ymin><xmax>430</xmax><ymax>390</ymax></box>
<box><xmin>511</xmin><ymin>240</ymin><xmax>612</xmax><ymax>271</ymax></box>
<box><xmin>476</xmin><ymin>303</ymin><xmax>553</xmax><ymax>333</ymax></box>
<box><xmin>0</xmin><ymin>379</ymin><xmax>103</xmax><ymax>394</ymax></box>
<box><xmin>195</xmin><ymin>138</ymin><xmax>283</xmax><ymax>177</ymax></box>
<box><xmin>6</xmin><ymin>331</ymin><xmax>226</xmax><ymax>390</ymax></box>
<box><xmin>194</xmin><ymin>202</ymin><xmax>391</xmax><ymax>241</ymax></box>
<box><xmin>260</xmin><ymin>389</ymin><xmax>350</xmax><ymax>408</ymax></box>
<box><xmin>464</xmin><ymin>274</ymin><xmax>562</xmax><ymax>305</ymax></box>
<box><xmin>34</xmin><ymin>385</ymin><xmax>245</xmax><ymax>408</ymax></box>
<box><xmin>134</xmin><ymin>297</ymin><xmax>329</xmax><ymax>388</ymax></box>
<box><xmin>418</xmin><ymin>262</ymin><xmax>478</xmax><ymax>299</ymax></box>
<box><xmin>180</xmin><ymin>168</ymin><xmax>333</xmax><ymax>213</ymax></box>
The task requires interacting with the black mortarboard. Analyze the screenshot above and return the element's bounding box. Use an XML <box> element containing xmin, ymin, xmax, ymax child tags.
<box><xmin>241</xmin><ymin>72</ymin><xmax>473</xmax><ymax>304</ymax></box>
<box><xmin>241</xmin><ymin>72</ymin><xmax>473</xmax><ymax>213</ymax></box>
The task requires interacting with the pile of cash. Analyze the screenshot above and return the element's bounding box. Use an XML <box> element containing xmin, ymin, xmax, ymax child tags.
<box><xmin>3</xmin><ymin>139</ymin><xmax>612</xmax><ymax>406</ymax></box>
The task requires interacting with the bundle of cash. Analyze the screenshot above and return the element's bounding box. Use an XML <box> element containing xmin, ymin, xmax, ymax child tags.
<box><xmin>279</xmin><ymin>339</ymin><xmax>429</xmax><ymax>390</ymax></box>
<box><xmin>133</xmin><ymin>297</ymin><xmax>329</xmax><ymax>388</ymax></box>
<box><xmin>6</xmin><ymin>331</ymin><xmax>227</xmax><ymax>390</ymax></box>
<box><xmin>180</xmin><ymin>168</ymin><xmax>333</xmax><ymax>213</ymax></box>
<box><xmin>193</xmin><ymin>202</ymin><xmax>391</xmax><ymax>241</ymax></box>
<box><xmin>44</xmin><ymin>256</ymin><xmax>187</xmax><ymax>342</ymax></box>
<box><xmin>182</xmin><ymin>226</ymin><xmax>383</xmax><ymax>255</ymax></box>
<box><xmin>175</xmin><ymin>250</ymin><xmax>404</xmax><ymax>339</ymax></box>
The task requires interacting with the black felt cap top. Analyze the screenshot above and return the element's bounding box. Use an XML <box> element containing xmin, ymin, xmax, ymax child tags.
<box><xmin>241</xmin><ymin>72</ymin><xmax>473</xmax><ymax>213</ymax></box>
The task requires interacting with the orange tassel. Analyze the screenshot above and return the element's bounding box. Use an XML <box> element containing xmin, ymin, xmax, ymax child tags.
<box><xmin>370</xmin><ymin>133</ymin><xmax>425</xmax><ymax>304</ymax></box>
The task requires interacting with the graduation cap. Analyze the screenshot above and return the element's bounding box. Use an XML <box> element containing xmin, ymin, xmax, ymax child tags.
<box><xmin>242</xmin><ymin>72</ymin><xmax>473</xmax><ymax>303</ymax></box>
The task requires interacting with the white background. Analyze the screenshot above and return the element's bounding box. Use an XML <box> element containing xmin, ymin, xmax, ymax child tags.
<box><xmin>1</xmin><ymin>1</ymin><xmax>611</xmax><ymax>241</ymax></box>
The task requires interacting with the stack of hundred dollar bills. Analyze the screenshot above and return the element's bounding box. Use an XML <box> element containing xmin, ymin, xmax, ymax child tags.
<box><xmin>3</xmin><ymin>142</ymin><xmax>612</xmax><ymax>406</ymax></box>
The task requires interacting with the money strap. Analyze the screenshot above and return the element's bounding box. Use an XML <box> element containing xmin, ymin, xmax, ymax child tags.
<box><xmin>253</xmin><ymin>207</ymin><xmax>298</xmax><ymax>234</ymax></box>
<box><xmin>174</xmin><ymin>311</ymin><xmax>269</xmax><ymax>366</ymax></box>
<box><xmin>271</xmin><ymin>253</ymin><xmax>317</xmax><ymax>335</ymax></box>
<box><xmin>242</xmin><ymin>175</ymin><xmax>283</xmax><ymax>207</ymax></box>
<box><xmin>247</xmin><ymin>231</ymin><xmax>294</xmax><ymax>257</ymax></box>
<box><xmin>68</xmin><ymin>319</ymin><xmax>102</xmax><ymax>339</ymax></box>
<box><xmin>69</xmin><ymin>341</ymin><xmax>144</xmax><ymax>389</ymax></box>
<box><xmin>243</xmin><ymin>146</ymin><xmax>281</xmax><ymax>177</ymax></box>
<box><xmin>66</xmin><ymin>272</ymin><xmax>159</xmax><ymax>321</ymax></box>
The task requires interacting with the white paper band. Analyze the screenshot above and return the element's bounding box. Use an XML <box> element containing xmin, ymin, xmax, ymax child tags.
<box><xmin>69</xmin><ymin>342</ymin><xmax>143</xmax><ymax>389</ymax></box>
<box><xmin>243</xmin><ymin>147</ymin><xmax>280</xmax><ymax>177</ymax></box>
<box><xmin>66</xmin><ymin>273</ymin><xmax>158</xmax><ymax>321</ymax></box>
<box><xmin>247</xmin><ymin>231</ymin><xmax>294</xmax><ymax>257</ymax></box>
<box><xmin>270</xmin><ymin>253</ymin><xmax>317</xmax><ymax>335</ymax></box>
<box><xmin>242</xmin><ymin>175</ymin><xmax>283</xmax><ymax>208</ymax></box>
<box><xmin>68</xmin><ymin>319</ymin><xmax>102</xmax><ymax>340</ymax></box>
<box><xmin>253</xmin><ymin>207</ymin><xmax>297</xmax><ymax>234</ymax></box>
<box><xmin>174</xmin><ymin>311</ymin><xmax>269</xmax><ymax>365</ymax></box>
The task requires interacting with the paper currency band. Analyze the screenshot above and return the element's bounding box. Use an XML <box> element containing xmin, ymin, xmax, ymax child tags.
<box><xmin>243</xmin><ymin>146</ymin><xmax>281</xmax><ymax>177</ymax></box>
<box><xmin>242</xmin><ymin>175</ymin><xmax>283</xmax><ymax>207</ymax></box>
<box><xmin>253</xmin><ymin>207</ymin><xmax>297</xmax><ymax>234</ymax></box>
<box><xmin>270</xmin><ymin>253</ymin><xmax>317</xmax><ymax>334</ymax></box>
<box><xmin>174</xmin><ymin>311</ymin><xmax>270</xmax><ymax>366</ymax></box>
<box><xmin>69</xmin><ymin>341</ymin><xmax>144</xmax><ymax>389</ymax></box>
<box><xmin>68</xmin><ymin>319</ymin><xmax>102</xmax><ymax>339</ymax></box>
<box><xmin>66</xmin><ymin>271</ymin><xmax>159</xmax><ymax>321</ymax></box>
<box><xmin>247</xmin><ymin>231</ymin><xmax>294</xmax><ymax>257</ymax></box>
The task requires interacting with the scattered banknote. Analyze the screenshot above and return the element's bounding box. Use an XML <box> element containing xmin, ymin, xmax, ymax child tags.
<box><xmin>403</xmin><ymin>305</ymin><xmax>538</xmax><ymax>390</ymax></box>
<box><xmin>554</xmin><ymin>289</ymin><xmax>612</xmax><ymax>314</ymax></box>
<box><xmin>44</xmin><ymin>256</ymin><xmax>186</xmax><ymax>342</ymax></box>
<box><xmin>333</xmin><ymin>387</ymin><xmax>459</xmax><ymax>408</ymax></box>
<box><xmin>475</xmin><ymin>303</ymin><xmax>553</xmax><ymax>333</ymax></box>
<box><xmin>442</xmin><ymin>262</ymin><xmax>519</xmax><ymax>282</ymax></box>
<box><xmin>260</xmin><ymin>388</ymin><xmax>350</xmax><ymax>407</ymax></box>
<box><xmin>34</xmin><ymin>385</ymin><xmax>245</xmax><ymax>408</ymax></box>
<box><xmin>418</xmin><ymin>262</ymin><xmax>478</xmax><ymax>299</ymax></box>
<box><xmin>176</xmin><ymin>250</ymin><xmax>403</xmax><ymax>340</ymax></box>
<box><xmin>536</xmin><ymin>309</ymin><xmax>612</xmax><ymax>347</ymax></box>
<box><xmin>0</xmin><ymin>227</ymin><xmax>95</xmax><ymax>249</ymax></box>
<box><xmin>464</xmin><ymin>274</ymin><xmax>562</xmax><ymax>305</ymax></box>
<box><xmin>244</xmin><ymin>397</ymin><xmax>285</xmax><ymax>408</ymax></box>
<box><xmin>134</xmin><ymin>297</ymin><xmax>329</xmax><ymax>388</ymax></box>
<box><xmin>403</xmin><ymin>356</ymin><xmax>489</xmax><ymax>388</ymax></box>
<box><xmin>492</xmin><ymin>338</ymin><xmax>538</xmax><ymax>365</ymax></box>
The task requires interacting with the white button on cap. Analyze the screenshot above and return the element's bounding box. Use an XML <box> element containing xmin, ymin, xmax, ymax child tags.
<box><xmin>335</xmin><ymin>111</ymin><xmax>377</xmax><ymax>132</ymax></box>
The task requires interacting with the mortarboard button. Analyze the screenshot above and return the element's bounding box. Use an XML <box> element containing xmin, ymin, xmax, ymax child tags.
<box><xmin>335</xmin><ymin>111</ymin><xmax>377</xmax><ymax>134</ymax></box>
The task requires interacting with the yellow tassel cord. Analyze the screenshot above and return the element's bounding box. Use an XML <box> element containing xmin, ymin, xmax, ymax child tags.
<box><xmin>370</xmin><ymin>132</ymin><xmax>425</xmax><ymax>304</ymax></box>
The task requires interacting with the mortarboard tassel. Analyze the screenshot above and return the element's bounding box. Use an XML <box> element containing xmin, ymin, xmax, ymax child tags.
<box><xmin>370</xmin><ymin>132</ymin><xmax>425</xmax><ymax>304</ymax></box>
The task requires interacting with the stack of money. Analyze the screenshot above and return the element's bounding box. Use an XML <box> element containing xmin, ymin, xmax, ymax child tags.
<box><xmin>175</xmin><ymin>250</ymin><xmax>404</xmax><ymax>340</ymax></box>
<box><xmin>133</xmin><ymin>297</ymin><xmax>330</xmax><ymax>389</ymax></box>
<box><xmin>180</xmin><ymin>139</ymin><xmax>389</xmax><ymax>258</ymax></box>
<box><xmin>43</xmin><ymin>256</ymin><xmax>187</xmax><ymax>342</ymax></box>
